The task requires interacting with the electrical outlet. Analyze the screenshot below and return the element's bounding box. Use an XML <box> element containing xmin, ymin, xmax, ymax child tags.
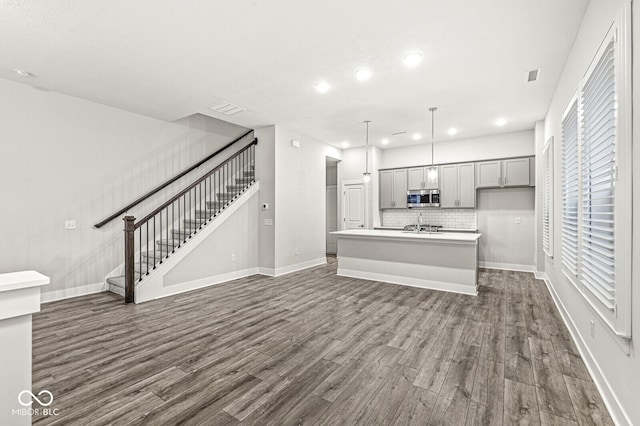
<box><xmin>515</xmin><ymin>217</ymin><xmax>521</xmax><ymax>224</ymax></box>
<box><xmin>590</xmin><ymin>320</ymin><xmax>595</xmax><ymax>337</ymax></box>
<box><xmin>231</xmin><ymin>254</ymin><xmax>236</xmax><ymax>262</ymax></box>
<box><xmin>264</xmin><ymin>218</ymin><xmax>273</xmax><ymax>226</ymax></box>
<box><xmin>65</xmin><ymin>220</ymin><xmax>77</xmax><ymax>230</ymax></box>
<box><xmin>294</xmin><ymin>248</ymin><xmax>299</xmax><ymax>256</ymax></box>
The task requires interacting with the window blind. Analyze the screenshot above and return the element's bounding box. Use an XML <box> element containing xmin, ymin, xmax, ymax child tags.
<box><xmin>561</xmin><ymin>101</ymin><xmax>579</xmax><ymax>277</ymax></box>
<box><xmin>580</xmin><ymin>39</ymin><xmax>616</xmax><ymax>310</ymax></box>
<box><xmin>542</xmin><ymin>140</ymin><xmax>552</xmax><ymax>257</ymax></box>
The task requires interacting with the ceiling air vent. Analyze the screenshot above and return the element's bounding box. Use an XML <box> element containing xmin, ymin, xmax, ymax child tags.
<box><xmin>209</xmin><ymin>101</ymin><xmax>246</xmax><ymax>115</ymax></box>
<box><xmin>526</xmin><ymin>69</ymin><xmax>540</xmax><ymax>83</ymax></box>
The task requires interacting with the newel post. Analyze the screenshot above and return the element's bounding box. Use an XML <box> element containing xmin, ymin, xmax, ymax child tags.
<box><xmin>123</xmin><ymin>215</ymin><xmax>136</xmax><ymax>304</ymax></box>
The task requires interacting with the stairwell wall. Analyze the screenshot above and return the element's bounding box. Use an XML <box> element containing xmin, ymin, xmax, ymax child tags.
<box><xmin>0</xmin><ymin>78</ymin><xmax>249</xmax><ymax>300</ymax></box>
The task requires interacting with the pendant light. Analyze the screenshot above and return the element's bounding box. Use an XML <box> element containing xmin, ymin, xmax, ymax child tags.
<box><xmin>427</xmin><ymin>107</ymin><xmax>438</xmax><ymax>184</ymax></box>
<box><xmin>362</xmin><ymin>120</ymin><xmax>371</xmax><ymax>183</ymax></box>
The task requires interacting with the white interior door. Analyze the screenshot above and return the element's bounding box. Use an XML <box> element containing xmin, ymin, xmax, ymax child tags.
<box><xmin>343</xmin><ymin>183</ymin><xmax>365</xmax><ymax>230</ymax></box>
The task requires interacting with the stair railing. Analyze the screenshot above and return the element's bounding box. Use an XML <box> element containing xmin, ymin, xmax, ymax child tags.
<box><xmin>95</xmin><ymin>129</ymin><xmax>254</xmax><ymax>229</ymax></box>
<box><xmin>122</xmin><ymin>139</ymin><xmax>257</xmax><ymax>303</ymax></box>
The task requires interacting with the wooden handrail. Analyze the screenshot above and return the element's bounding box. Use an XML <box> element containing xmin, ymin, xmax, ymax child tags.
<box><xmin>134</xmin><ymin>138</ymin><xmax>257</xmax><ymax>229</ymax></box>
<box><xmin>94</xmin><ymin>129</ymin><xmax>254</xmax><ymax>228</ymax></box>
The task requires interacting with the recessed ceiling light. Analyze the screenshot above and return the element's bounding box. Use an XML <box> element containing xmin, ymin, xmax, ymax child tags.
<box><xmin>341</xmin><ymin>141</ymin><xmax>350</xmax><ymax>148</ymax></box>
<box><xmin>495</xmin><ymin>117</ymin><xmax>507</xmax><ymax>126</ymax></box>
<box><xmin>355</xmin><ymin>68</ymin><xmax>373</xmax><ymax>81</ymax></box>
<box><xmin>403</xmin><ymin>52</ymin><xmax>423</xmax><ymax>68</ymax></box>
<box><xmin>412</xmin><ymin>133</ymin><xmax>422</xmax><ymax>141</ymax></box>
<box><xmin>447</xmin><ymin>128</ymin><xmax>458</xmax><ymax>136</ymax></box>
<box><xmin>381</xmin><ymin>138</ymin><xmax>390</xmax><ymax>145</ymax></box>
<box><xmin>314</xmin><ymin>81</ymin><xmax>330</xmax><ymax>93</ymax></box>
<box><xmin>14</xmin><ymin>68</ymin><xmax>32</xmax><ymax>78</ymax></box>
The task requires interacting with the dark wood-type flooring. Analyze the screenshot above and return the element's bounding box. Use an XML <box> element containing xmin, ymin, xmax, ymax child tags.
<box><xmin>32</xmin><ymin>259</ymin><xmax>613</xmax><ymax>425</ymax></box>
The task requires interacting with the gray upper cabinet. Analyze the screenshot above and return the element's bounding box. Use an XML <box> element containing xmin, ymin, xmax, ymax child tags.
<box><xmin>458</xmin><ymin>163</ymin><xmax>476</xmax><ymax>207</ymax></box>
<box><xmin>408</xmin><ymin>167</ymin><xmax>425</xmax><ymax>190</ymax></box>
<box><xmin>503</xmin><ymin>158</ymin><xmax>530</xmax><ymax>186</ymax></box>
<box><xmin>476</xmin><ymin>160</ymin><xmax>502</xmax><ymax>188</ymax></box>
<box><xmin>408</xmin><ymin>166</ymin><xmax>438</xmax><ymax>190</ymax></box>
<box><xmin>477</xmin><ymin>157</ymin><xmax>531</xmax><ymax>188</ymax></box>
<box><xmin>439</xmin><ymin>165</ymin><xmax>458</xmax><ymax>208</ymax></box>
<box><xmin>380</xmin><ymin>169</ymin><xmax>407</xmax><ymax>209</ymax></box>
<box><xmin>440</xmin><ymin>163</ymin><xmax>475</xmax><ymax>208</ymax></box>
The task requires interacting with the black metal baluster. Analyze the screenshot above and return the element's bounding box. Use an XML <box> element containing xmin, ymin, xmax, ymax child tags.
<box><xmin>146</xmin><ymin>222</ymin><xmax>149</xmax><ymax>275</ymax></box>
<box><xmin>138</xmin><ymin>227</ymin><xmax>141</xmax><ymax>282</ymax></box>
<box><xmin>153</xmin><ymin>216</ymin><xmax>156</xmax><ymax>269</ymax></box>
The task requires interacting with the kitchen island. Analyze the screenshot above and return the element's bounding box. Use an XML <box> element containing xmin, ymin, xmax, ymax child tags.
<box><xmin>332</xmin><ymin>229</ymin><xmax>481</xmax><ymax>295</ymax></box>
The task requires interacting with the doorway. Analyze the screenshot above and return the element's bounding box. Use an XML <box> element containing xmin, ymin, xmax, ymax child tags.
<box><xmin>326</xmin><ymin>159</ymin><xmax>339</xmax><ymax>254</ymax></box>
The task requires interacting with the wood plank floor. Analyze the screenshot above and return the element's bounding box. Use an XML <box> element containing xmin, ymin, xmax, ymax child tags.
<box><xmin>32</xmin><ymin>259</ymin><xmax>614</xmax><ymax>425</ymax></box>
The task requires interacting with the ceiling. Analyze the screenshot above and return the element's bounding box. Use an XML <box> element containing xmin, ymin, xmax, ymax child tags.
<box><xmin>0</xmin><ymin>0</ymin><xmax>588</xmax><ymax>149</ymax></box>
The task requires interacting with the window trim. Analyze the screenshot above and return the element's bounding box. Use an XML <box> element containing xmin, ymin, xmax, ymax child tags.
<box><xmin>542</xmin><ymin>136</ymin><xmax>553</xmax><ymax>258</ymax></box>
<box><xmin>559</xmin><ymin>5</ymin><xmax>632</xmax><ymax>339</ymax></box>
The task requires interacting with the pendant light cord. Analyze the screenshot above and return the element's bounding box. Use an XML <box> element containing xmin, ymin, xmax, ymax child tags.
<box><xmin>364</xmin><ymin>120</ymin><xmax>370</xmax><ymax>174</ymax></box>
<box><xmin>429</xmin><ymin>107</ymin><xmax>437</xmax><ymax>167</ymax></box>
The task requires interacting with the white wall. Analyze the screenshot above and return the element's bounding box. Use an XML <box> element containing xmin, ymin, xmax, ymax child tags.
<box><xmin>164</xmin><ymin>192</ymin><xmax>259</xmax><ymax>285</ymax></box>
<box><xmin>0</xmin><ymin>78</ymin><xmax>248</xmax><ymax>297</ymax></box>
<box><xmin>255</xmin><ymin>126</ymin><xmax>276</xmax><ymax>271</ymax></box>
<box><xmin>477</xmin><ymin>188</ymin><xmax>535</xmax><ymax>270</ymax></box>
<box><xmin>381</xmin><ymin>130</ymin><xmax>534</xmax><ymax>169</ymax></box>
<box><xmin>540</xmin><ymin>0</ymin><xmax>638</xmax><ymax>423</ymax></box>
<box><xmin>271</xmin><ymin>126</ymin><xmax>336</xmax><ymax>271</ymax></box>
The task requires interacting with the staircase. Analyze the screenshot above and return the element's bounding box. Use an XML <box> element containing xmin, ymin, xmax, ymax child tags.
<box><xmin>105</xmin><ymin>139</ymin><xmax>257</xmax><ymax>302</ymax></box>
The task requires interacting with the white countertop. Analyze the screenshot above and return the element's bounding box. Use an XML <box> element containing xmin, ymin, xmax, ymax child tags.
<box><xmin>332</xmin><ymin>229</ymin><xmax>481</xmax><ymax>242</ymax></box>
<box><xmin>374</xmin><ymin>226</ymin><xmax>478</xmax><ymax>233</ymax></box>
<box><xmin>0</xmin><ymin>270</ymin><xmax>50</xmax><ymax>293</ymax></box>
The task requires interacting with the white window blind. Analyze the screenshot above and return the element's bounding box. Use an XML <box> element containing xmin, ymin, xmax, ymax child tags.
<box><xmin>542</xmin><ymin>138</ymin><xmax>553</xmax><ymax>257</ymax></box>
<box><xmin>580</xmin><ymin>39</ymin><xmax>616</xmax><ymax>310</ymax></box>
<box><xmin>561</xmin><ymin>100</ymin><xmax>579</xmax><ymax>277</ymax></box>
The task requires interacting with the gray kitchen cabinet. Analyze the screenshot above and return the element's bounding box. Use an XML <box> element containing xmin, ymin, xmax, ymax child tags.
<box><xmin>476</xmin><ymin>158</ymin><xmax>531</xmax><ymax>188</ymax></box>
<box><xmin>503</xmin><ymin>158</ymin><xmax>530</xmax><ymax>186</ymax></box>
<box><xmin>440</xmin><ymin>163</ymin><xmax>475</xmax><ymax>208</ymax></box>
<box><xmin>408</xmin><ymin>166</ymin><xmax>438</xmax><ymax>190</ymax></box>
<box><xmin>476</xmin><ymin>160</ymin><xmax>502</xmax><ymax>188</ymax></box>
<box><xmin>458</xmin><ymin>163</ymin><xmax>476</xmax><ymax>207</ymax></box>
<box><xmin>379</xmin><ymin>169</ymin><xmax>408</xmax><ymax>209</ymax></box>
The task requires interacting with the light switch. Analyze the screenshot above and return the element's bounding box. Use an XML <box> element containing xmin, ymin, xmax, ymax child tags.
<box><xmin>264</xmin><ymin>219</ymin><xmax>273</xmax><ymax>226</ymax></box>
<box><xmin>515</xmin><ymin>217</ymin><xmax>521</xmax><ymax>224</ymax></box>
<box><xmin>65</xmin><ymin>220</ymin><xmax>77</xmax><ymax>230</ymax></box>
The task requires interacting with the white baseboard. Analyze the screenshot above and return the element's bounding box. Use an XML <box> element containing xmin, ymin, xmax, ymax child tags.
<box><xmin>156</xmin><ymin>267</ymin><xmax>260</xmax><ymax>299</ymax></box>
<box><xmin>479</xmin><ymin>261</ymin><xmax>534</xmax><ymax>273</ymax></box>
<box><xmin>541</xmin><ymin>274</ymin><xmax>632</xmax><ymax>426</ymax></box>
<box><xmin>258</xmin><ymin>257</ymin><xmax>327</xmax><ymax>277</ymax></box>
<box><xmin>337</xmin><ymin>268</ymin><xmax>478</xmax><ymax>296</ymax></box>
<box><xmin>41</xmin><ymin>282</ymin><xmax>106</xmax><ymax>303</ymax></box>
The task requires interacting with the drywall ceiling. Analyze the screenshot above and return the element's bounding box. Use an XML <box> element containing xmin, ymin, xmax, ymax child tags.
<box><xmin>0</xmin><ymin>0</ymin><xmax>588</xmax><ymax>148</ymax></box>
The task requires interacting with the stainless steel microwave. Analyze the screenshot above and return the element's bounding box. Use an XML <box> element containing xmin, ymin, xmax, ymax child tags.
<box><xmin>407</xmin><ymin>189</ymin><xmax>440</xmax><ymax>208</ymax></box>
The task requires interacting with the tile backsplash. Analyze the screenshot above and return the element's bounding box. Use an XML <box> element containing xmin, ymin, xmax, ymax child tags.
<box><xmin>381</xmin><ymin>208</ymin><xmax>477</xmax><ymax>230</ymax></box>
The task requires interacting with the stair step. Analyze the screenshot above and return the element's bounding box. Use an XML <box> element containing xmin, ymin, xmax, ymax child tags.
<box><xmin>243</xmin><ymin>171</ymin><xmax>255</xmax><ymax>177</ymax></box>
<box><xmin>235</xmin><ymin>177</ymin><xmax>253</xmax><ymax>185</ymax></box>
<box><xmin>107</xmin><ymin>276</ymin><xmax>125</xmax><ymax>288</ymax></box>
<box><xmin>171</xmin><ymin>229</ymin><xmax>193</xmax><ymax>239</ymax></box>
<box><xmin>141</xmin><ymin>250</ymin><xmax>170</xmax><ymax>263</ymax></box>
<box><xmin>206</xmin><ymin>201</ymin><xmax>225</xmax><ymax>210</ymax></box>
<box><xmin>156</xmin><ymin>239</ymin><xmax>181</xmax><ymax>250</ymax></box>
<box><xmin>183</xmin><ymin>218</ymin><xmax>206</xmax><ymax>229</ymax></box>
<box><xmin>195</xmin><ymin>209</ymin><xmax>217</xmax><ymax>218</ymax></box>
<box><xmin>226</xmin><ymin>184</ymin><xmax>246</xmax><ymax>192</ymax></box>
<box><xmin>217</xmin><ymin>193</ymin><xmax>235</xmax><ymax>201</ymax></box>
